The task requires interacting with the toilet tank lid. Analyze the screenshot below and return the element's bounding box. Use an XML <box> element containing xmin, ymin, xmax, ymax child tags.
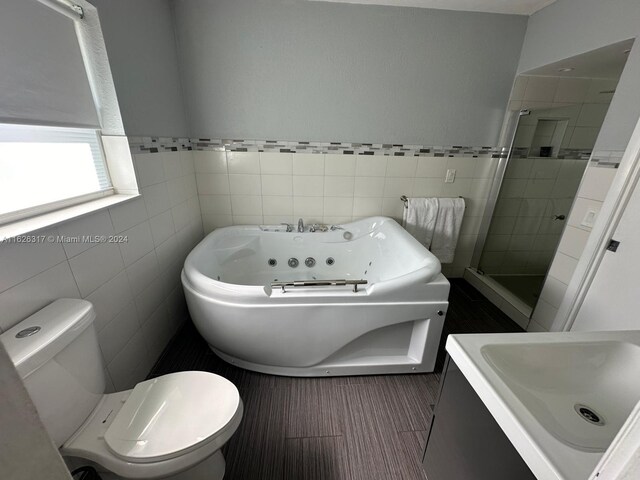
<box><xmin>0</xmin><ymin>299</ymin><xmax>95</xmax><ymax>378</ymax></box>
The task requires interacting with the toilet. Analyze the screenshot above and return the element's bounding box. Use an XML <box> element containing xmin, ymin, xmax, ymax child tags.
<box><xmin>0</xmin><ymin>299</ymin><xmax>243</xmax><ymax>480</ymax></box>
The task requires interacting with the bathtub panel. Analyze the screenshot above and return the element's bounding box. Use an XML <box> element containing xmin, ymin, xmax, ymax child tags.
<box><xmin>182</xmin><ymin>216</ymin><xmax>450</xmax><ymax>376</ymax></box>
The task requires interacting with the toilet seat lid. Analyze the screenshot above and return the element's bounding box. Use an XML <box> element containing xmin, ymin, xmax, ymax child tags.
<box><xmin>104</xmin><ymin>371</ymin><xmax>241</xmax><ymax>463</ymax></box>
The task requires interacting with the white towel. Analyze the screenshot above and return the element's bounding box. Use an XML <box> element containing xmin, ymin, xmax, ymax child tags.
<box><xmin>402</xmin><ymin>197</ymin><xmax>439</xmax><ymax>248</ymax></box>
<box><xmin>430</xmin><ymin>197</ymin><xmax>465</xmax><ymax>264</ymax></box>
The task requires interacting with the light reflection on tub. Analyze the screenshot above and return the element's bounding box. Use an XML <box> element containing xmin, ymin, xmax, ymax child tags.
<box><xmin>182</xmin><ymin>216</ymin><xmax>449</xmax><ymax>376</ymax></box>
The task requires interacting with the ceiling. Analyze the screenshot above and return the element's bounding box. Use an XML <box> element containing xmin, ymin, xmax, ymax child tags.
<box><xmin>524</xmin><ymin>39</ymin><xmax>635</xmax><ymax>79</ymax></box>
<box><xmin>310</xmin><ymin>0</ymin><xmax>557</xmax><ymax>16</ymax></box>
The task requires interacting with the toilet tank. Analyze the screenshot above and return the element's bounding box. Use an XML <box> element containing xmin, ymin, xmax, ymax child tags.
<box><xmin>0</xmin><ymin>299</ymin><xmax>106</xmax><ymax>447</ymax></box>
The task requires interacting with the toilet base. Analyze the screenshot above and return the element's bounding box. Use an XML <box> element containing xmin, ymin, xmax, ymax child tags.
<box><xmin>66</xmin><ymin>450</ymin><xmax>226</xmax><ymax>480</ymax></box>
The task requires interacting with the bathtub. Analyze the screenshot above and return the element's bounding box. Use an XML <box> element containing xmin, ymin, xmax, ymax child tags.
<box><xmin>182</xmin><ymin>216</ymin><xmax>449</xmax><ymax>377</ymax></box>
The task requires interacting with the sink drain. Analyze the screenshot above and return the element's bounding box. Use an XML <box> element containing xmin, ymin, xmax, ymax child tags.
<box><xmin>575</xmin><ymin>404</ymin><xmax>605</xmax><ymax>426</ymax></box>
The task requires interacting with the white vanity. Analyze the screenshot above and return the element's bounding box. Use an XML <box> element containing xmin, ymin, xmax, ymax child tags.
<box><xmin>423</xmin><ymin>331</ymin><xmax>640</xmax><ymax>480</ymax></box>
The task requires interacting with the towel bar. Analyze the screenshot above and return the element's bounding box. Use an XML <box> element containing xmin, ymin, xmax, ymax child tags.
<box><xmin>272</xmin><ymin>279</ymin><xmax>367</xmax><ymax>293</ymax></box>
<box><xmin>400</xmin><ymin>195</ymin><xmax>465</xmax><ymax>209</ymax></box>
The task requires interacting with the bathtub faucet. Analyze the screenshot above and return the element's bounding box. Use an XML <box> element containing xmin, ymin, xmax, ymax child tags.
<box><xmin>297</xmin><ymin>218</ymin><xmax>305</xmax><ymax>233</ymax></box>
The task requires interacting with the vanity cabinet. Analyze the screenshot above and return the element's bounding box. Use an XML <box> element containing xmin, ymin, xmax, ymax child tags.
<box><xmin>422</xmin><ymin>356</ymin><xmax>536</xmax><ymax>480</ymax></box>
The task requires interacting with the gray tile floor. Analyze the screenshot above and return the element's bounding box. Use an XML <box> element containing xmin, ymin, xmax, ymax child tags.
<box><xmin>150</xmin><ymin>279</ymin><xmax>523</xmax><ymax>479</ymax></box>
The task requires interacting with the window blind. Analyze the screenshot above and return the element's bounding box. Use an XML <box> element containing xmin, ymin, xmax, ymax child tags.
<box><xmin>0</xmin><ymin>0</ymin><xmax>100</xmax><ymax>128</ymax></box>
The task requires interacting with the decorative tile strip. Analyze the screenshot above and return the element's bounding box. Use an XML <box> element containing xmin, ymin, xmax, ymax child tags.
<box><xmin>128</xmin><ymin>136</ymin><xmax>192</xmax><ymax>154</ymax></box>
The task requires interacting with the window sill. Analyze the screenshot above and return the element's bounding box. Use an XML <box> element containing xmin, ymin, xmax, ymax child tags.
<box><xmin>0</xmin><ymin>193</ymin><xmax>139</xmax><ymax>241</ymax></box>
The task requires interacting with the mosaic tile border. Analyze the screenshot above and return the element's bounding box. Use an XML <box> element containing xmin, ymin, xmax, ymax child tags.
<box><xmin>130</xmin><ymin>136</ymin><xmax>510</xmax><ymax>158</ymax></box>
<box><xmin>128</xmin><ymin>136</ymin><xmax>192</xmax><ymax>154</ymax></box>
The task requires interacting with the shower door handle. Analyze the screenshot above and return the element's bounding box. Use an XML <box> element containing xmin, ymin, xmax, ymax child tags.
<box><xmin>554</xmin><ymin>215</ymin><xmax>566</xmax><ymax>220</ymax></box>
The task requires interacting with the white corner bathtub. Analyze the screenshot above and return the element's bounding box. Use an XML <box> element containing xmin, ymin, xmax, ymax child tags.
<box><xmin>182</xmin><ymin>216</ymin><xmax>449</xmax><ymax>376</ymax></box>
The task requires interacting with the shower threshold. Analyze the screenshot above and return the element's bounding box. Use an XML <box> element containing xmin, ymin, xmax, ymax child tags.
<box><xmin>463</xmin><ymin>268</ymin><xmax>534</xmax><ymax>330</ymax></box>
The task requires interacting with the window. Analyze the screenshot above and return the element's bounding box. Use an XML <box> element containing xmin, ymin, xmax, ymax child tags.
<box><xmin>0</xmin><ymin>0</ymin><xmax>137</xmax><ymax>238</ymax></box>
<box><xmin>0</xmin><ymin>124</ymin><xmax>112</xmax><ymax>224</ymax></box>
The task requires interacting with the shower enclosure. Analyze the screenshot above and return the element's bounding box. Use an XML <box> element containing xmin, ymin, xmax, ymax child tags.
<box><xmin>477</xmin><ymin>107</ymin><xmax>589</xmax><ymax>308</ymax></box>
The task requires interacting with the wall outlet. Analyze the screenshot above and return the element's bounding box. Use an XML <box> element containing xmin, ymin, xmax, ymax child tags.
<box><xmin>445</xmin><ymin>169</ymin><xmax>456</xmax><ymax>183</ymax></box>
<box><xmin>581</xmin><ymin>209</ymin><xmax>597</xmax><ymax>228</ymax></box>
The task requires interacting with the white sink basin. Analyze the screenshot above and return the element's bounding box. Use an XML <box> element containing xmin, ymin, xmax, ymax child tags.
<box><xmin>446</xmin><ymin>331</ymin><xmax>640</xmax><ymax>480</ymax></box>
<box><xmin>482</xmin><ymin>341</ymin><xmax>640</xmax><ymax>452</ymax></box>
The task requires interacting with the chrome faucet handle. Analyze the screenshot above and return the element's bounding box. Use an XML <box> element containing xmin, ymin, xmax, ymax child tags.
<box><xmin>297</xmin><ymin>218</ymin><xmax>305</xmax><ymax>233</ymax></box>
<box><xmin>280</xmin><ymin>223</ymin><xmax>293</xmax><ymax>232</ymax></box>
<box><xmin>330</xmin><ymin>225</ymin><xmax>344</xmax><ymax>231</ymax></box>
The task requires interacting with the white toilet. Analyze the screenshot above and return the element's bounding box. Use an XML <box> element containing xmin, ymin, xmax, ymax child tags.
<box><xmin>0</xmin><ymin>298</ymin><xmax>243</xmax><ymax>480</ymax></box>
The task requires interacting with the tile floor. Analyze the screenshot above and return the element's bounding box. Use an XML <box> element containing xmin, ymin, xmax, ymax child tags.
<box><xmin>149</xmin><ymin>279</ymin><xmax>523</xmax><ymax>479</ymax></box>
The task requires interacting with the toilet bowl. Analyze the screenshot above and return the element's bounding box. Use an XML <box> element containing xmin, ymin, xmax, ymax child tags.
<box><xmin>0</xmin><ymin>299</ymin><xmax>243</xmax><ymax>480</ymax></box>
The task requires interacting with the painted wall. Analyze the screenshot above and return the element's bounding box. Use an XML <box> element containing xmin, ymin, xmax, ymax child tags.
<box><xmin>89</xmin><ymin>0</ymin><xmax>189</xmax><ymax>137</ymax></box>
<box><xmin>172</xmin><ymin>0</ymin><xmax>527</xmax><ymax>146</ymax></box>
<box><xmin>517</xmin><ymin>0</ymin><xmax>640</xmax><ymax>152</ymax></box>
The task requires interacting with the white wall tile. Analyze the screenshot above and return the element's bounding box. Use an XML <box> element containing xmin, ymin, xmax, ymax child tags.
<box><xmin>293</xmin><ymin>176</ymin><xmax>324</xmax><ymax>197</ymax></box>
<box><xmin>262</xmin><ymin>196</ymin><xmax>293</xmax><ymax>216</ymax></box>
<box><xmin>155</xmin><ymin>235</ymin><xmax>179</xmax><ymax>272</ymax></box>
<box><xmin>446</xmin><ymin>157</ymin><xmax>476</xmax><ymax>178</ymax></box>
<box><xmin>568</xmin><ymin>197</ymin><xmax>603</xmax><ymax>231</ymax></box>
<box><xmin>180</xmin><ymin>151</ymin><xmax>195</xmax><ymax>176</ymax></box>
<box><xmin>107</xmin><ymin>330</ymin><xmax>151</xmax><ymax>390</ymax></box>
<box><xmin>229</xmin><ymin>174</ymin><xmax>262</xmax><ymax>195</ymax></box>
<box><xmin>260</xmin><ymin>152</ymin><xmax>293</xmax><ymax>174</ymax></box>
<box><xmin>557</xmin><ymin>225</ymin><xmax>589</xmax><ymax>259</ymax></box>
<box><xmin>232</xmin><ymin>215</ymin><xmax>264</xmax><ymax>225</ymax></box>
<box><xmin>166</xmin><ymin>177</ymin><xmax>188</xmax><ymax>207</ymax></box>
<box><xmin>355</xmin><ymin>177</ymin><xmax>386</xmax><ymax>197</ymax></box>
<box><xmin>193</xmin><ymin>150</ymin><xmax>227</xmax><ymax>173</ymax></box>
<box><xmin>325</xmin><ymin>154</ymin><xmax>356</xmax><ymax>176</ymax></box>
<box><xmin>294</xmin><ymin>197</ymin><xmax>323</xmax><ymax>219</ymax></box>
<box><xmin>149</xmin><ymin>211</ymin><xmax>175</xmax><ymax>247</ymax></box>
<box><xmin>109</xmin><ymin>197</ymin><xmax>149</xmax><ymax>234</ymax></box>
<box><xmin>135</xmin><ymin>275</ymin><xmax>166</xmax><ymax>322</ymax></box>
<box><xmin>578</xmin><ymin>166</ymin><xmax>617</xmax><ymax>202</ymax></box>
<box><xmin>0</xmin><ymin>262</ymin><xmax>81</xmax><ymax>332</ymax></box>
<box><xmin>0</xmin><ymin>229</ymin><xmax>67</xmax><ymax>293</ymax></box>
<box><xmin>576</xmin><ymin>103</ymin><xmax>610</xmax><ymax>128</ymax></box>
<box><xmin>416</xmin><ymin>157</ymin><xmax>448</xmax><ymax>178</ymax></box>
<box><xmin>98</xmin><ymin>301</ymin><xmax>140</xmax><ymax>364</ymax></box>
<box><xmin>58</xmin><ymin>210</ymin><xmax>115</xmax><ymax>258</ymax></box>
<box><xmin>119</xmin><ymin>221</ymin><xmax>154</xmax><ymax>267</ymax></box>
<box><xmin>171</xmin><ymin>202</ymin><xmax>191</xmax><ymax>232</ymax></box>
<box><xmin>531</xmin><ymin>298</ymin><xmax>558</xmax><ymax>331</ymax></box>
<box><xmin>355</xmin><ymin>156</ymin><xmax>387</xmax><ymax>177</ymax></box>
<box><xmin>538</xmin><ymin>275</ymin><xmax>568</xmax><ymax>309</ymax></box>
<box><xmin>383</xmin><ymin>177</ymin><xmax>413</xmax><ymax>197</ymax></box>
<box><xmin>324</xmin><ymin>176</ymin><xmax>355</xmax><ymax>197</ymax></box>
<box><xmin>202</xmin><ymin>214</ymin><xmax>232</xmax><ymax>233</ymax></box>
<box><xmin>141</xmin><ymin>183</ymin><xmax>171</xmax><ymax>217</ymax></box>
<box><xmin>125</xmin><ymin>251</ymin><xmax>159</xmax><ymax>297</ymax></box>
<box><xmin>69</xmin><ymin>242</ymin><xmax>125</xmax><ymax>297</ymax></box>
<box><xmin>386</xmin><ymin>157</ymin><xmax>417</xmax><ymax>178</ymax></box>
<box><xmin>293</xmin><ymin>153</ymin><xmax>324</xmax><ymax>175</ymax></box>
<box><xmin>353</xmin><ymin>197</ymin><xmax>383</xmax><ymax>218</ymax></box>
<box><xmin>548</xmin><ymin>252</ymin><xmax>578</xmax><ymax>285</ymax></box>
<box><xmin>162</xmin><ymin>152</ymin><xmax>183</xmax><ymax>180</ymax></box>
<box><xmin>261</xmin><ymin>175</ymin><xmax>293</xmax><ymax>196</ymax></box>
<box><xmin>231</xmin><ymin>195</ymin><xmax>263</xmax><ymax>216</ymax></box>
<box><xmin>134</xmin><ymin>154</ymin><xmax>166</xmax><ymax>187</ymax></box>
<box><xmin>227</xmin><ymin>152</ymin><xmax>260</xmax><ymax>174</ymax></box>
<box><xmin>199</xmin><ymin>195</ymin><xmax>232</xmax><ymax>215</ymax></box>
<box><xmin>196</xmin><ymin>173</ymin><xmax>230</xmax><ymax>195</ymax></box>
<box><xmin>324</xmin><ymin>197</ymin><xmax>353</xmax><ymax>217</ymax></box>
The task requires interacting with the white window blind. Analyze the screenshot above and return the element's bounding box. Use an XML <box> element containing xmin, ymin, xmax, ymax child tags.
<box><xmin>0</xmin><ymin>0</ymin><xmax>100</xmax><ymax>128</ymax></box>
<box><xmin>0</xmin><ymin>124</ymin><xmax>112</xmax><ymax>222</ymax></box>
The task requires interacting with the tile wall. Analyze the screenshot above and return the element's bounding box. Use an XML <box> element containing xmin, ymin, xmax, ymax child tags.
<box><xmin>195</xmin><ymin>150</ymin><xmax>499</xmax><ymax>277</ymax></box>
<box><xmin>0</xmin><ymin>151</ymin><xmax>203</xmax><ymax>390</ymax></box>
<box><xmin>480</xmin><ymin>156</ymin><xmax>588</xmax><ymax>275</ymax></box>
<box><xmin>528</xmin><ymin>160</ymin><xmax>620</xmax><ymax>331</ymax></box>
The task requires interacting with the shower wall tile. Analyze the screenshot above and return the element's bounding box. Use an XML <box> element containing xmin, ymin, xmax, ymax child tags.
<box><xmin>194</xmin><ymin>150</ymin><xmax>501</xmax><ymax>277</ymax></box>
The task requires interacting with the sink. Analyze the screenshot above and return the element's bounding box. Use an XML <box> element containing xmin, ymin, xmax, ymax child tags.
<box><xmin>445</xmin><ymin>331</ymin><xmax>640</xmax><ymax>480</ymax></box>
<box><xmin>482</xmin><ymin>341</ymin><xmax>640</xmax><ymax>452</ymax></box>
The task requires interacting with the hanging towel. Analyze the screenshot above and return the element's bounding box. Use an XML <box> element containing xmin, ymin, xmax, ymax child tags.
<box><xmin>430</xmin><ymin>197</ymin><xmax>466</xmax><ymax>264</ymax></box>
<box><xmin>402</xmin><ymin>197</ymin><xmax>439</xmax><ymax>248</ymax></box>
